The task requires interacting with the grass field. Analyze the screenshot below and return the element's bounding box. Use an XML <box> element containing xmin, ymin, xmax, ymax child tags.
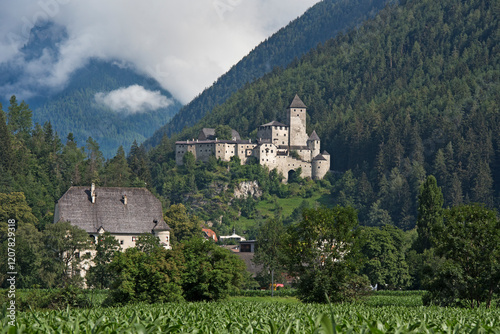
<box><xmin>3</xmin><ymin>291</ymin><xmax>500</xmax><ymax>333</ymax></box>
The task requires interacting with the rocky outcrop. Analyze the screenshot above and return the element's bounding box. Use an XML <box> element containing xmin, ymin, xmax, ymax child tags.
<box><xmin>233</xmin><ymin>181</ymin><xmax>262</xmax><ymax>199</ymax></box>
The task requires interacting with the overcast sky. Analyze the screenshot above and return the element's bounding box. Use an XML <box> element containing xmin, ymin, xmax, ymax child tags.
<box><xmin>0</xmin><ymin>0</ymin><xmax>321</xmax><ymax>105</ymax></box>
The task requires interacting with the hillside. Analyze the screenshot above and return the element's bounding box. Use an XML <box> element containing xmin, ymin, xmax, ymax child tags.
<box><xmin>151</xmin><ymin>0</ymin><xmax>499</xmax><ymax>229</ymax></box>
<box><xmin>143</xmin><ymin>0</ymin><xmax>389</xmax><ymax>148</ymax></box>
<box><xmin>32</xmin><ymin>60</ymin><xmax>182</xmax><ymax>158</ymax></box>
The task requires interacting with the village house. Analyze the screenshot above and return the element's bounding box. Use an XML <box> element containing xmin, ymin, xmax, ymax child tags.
<box><xmin>53</xmin><ymin>184</ymin><xmax>171</xmax><ymax>279</ymax></box>
<box><xmin>175</xmin><ymin>95</ymin><xmax>330</xmax><ymax>180</ymax></box>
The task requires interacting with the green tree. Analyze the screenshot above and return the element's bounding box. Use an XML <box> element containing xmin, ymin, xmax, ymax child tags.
<box><xmin>253</xmin><ymin>218</ymin><xmax>286</xmax><ymax>288</ymax></box>
<box><xmin>135</xmin><ymin>233</ymin><xmax>161</xmax><ymax>254</ymax></box>
<box><xmin>0</xmin><ymin>223</ymin><xmax>44</xmax><ymax>288</ymax></box>
<box><xmin>103</xmin><ymin>146</ymin><xmax>131</xmax><ymax>187</ymax></box>
<box><xmin>424</xmin><ymin>204</ymin><xmax>500</xmax><ymax>308</ymax></box>
<box><xmin>86</xmin><ymin>232</ymin><xmax>120</xmax><ymax>289</ymax></box>
<box><xmin>42</xmin><ymin>221</ymin><xmax>92</xmax><ymax>287</ymax></box>
<box><xmin>283</xmin><ymin>207</ymin><xmax>369</xmax><ymax>303</ymax></box>
<box><xmin>108</xmin><ymin>246</ymin><xmax>185</xmax><ymax>305</ymax></box>
<box><xmin>7</xmin><ymin>95</ymin><xmax>32</xmax><ymax>140</ymax></box>
<box><xmin>360</xmin><ymin>225</ymin><xmax>410</xmax><ymax>290</ymax></box>
<box><xmin>0</xmin><ymin>107</ymin><xmax>13</xmax><ymax>172</ymax></box>
<box><xmin>215</xmin><ymin>125</ymin><xmax>233</xmax><ymax>140</ymax></box>
<box><xmin>181</xmin><ymin>237</ymin><xmax>246</xmax><ymax>301</ymax></box>
<box><xmin>164</xmin><ymin>204</ymin><xmax>201</xmax><ymax>243</ymax></box>
<box><xmin>414</xmin><ymin>175</ymin><xmax>443</xmax><ymax>253</ymax></box>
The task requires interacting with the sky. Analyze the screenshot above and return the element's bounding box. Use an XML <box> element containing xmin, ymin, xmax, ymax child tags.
<box><xmin>0</xmin><ymin>0</ymin><xmax>321</xmax><ymax>108</ymax></box>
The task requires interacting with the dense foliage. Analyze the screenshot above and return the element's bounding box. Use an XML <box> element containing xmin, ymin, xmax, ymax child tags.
<box><xmin>282</xmin><ymin>207</ymin><xmax>370</xmax><ymax>303</ymax></box>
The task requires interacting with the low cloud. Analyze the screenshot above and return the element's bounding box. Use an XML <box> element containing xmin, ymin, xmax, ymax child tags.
<box><xmin>0</xmin><ymin>0</ymin><xmax>321</xmax><ymax>104</ymax></box>
<box><xmin>95</xmin><ymin>85</ymin><xmax>172</xmax><ymax>113</ymax></box>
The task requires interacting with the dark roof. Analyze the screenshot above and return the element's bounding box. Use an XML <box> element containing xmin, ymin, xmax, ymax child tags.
<box><xmin>313</xmin><ymin>154</ymin><xmax>327</xmax><ymax>161</ymax></box>
<box><xmin>260</xmin><ymin>121</ymin><xmax>287</xmax><ymax>127</ymax></box>
<box><xmin>308</xmin><ymin>130</ymin><xmax>320</xmax><ymax>141</ymax></box>
<box><xmin>235</xmin><ymin>252</ymin><xmax>263</xmax><ymax>277</ymax></box>
<box><xmin>288</xmin><ymin>94</ymin><xmax>307</xmax><ymax>109</ymax></box>
<box><xmin>322</xmin><ymin>150</ymin><xmax>330</xmax><ymax>155</ymax></box>
<box><xmin>198</xmin><ymin>128</ymin><xmax>241</xmax><ymax>141</ymax></box>
<box><xmin>54</xmin><ymin>186</ymin><xmax>169</xmax><ymax>234</ymax></box>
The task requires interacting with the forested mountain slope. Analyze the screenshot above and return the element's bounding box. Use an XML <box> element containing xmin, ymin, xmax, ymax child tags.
<box><xmin>154</xmin><ymin>0</ymin><xmax>499</xmax><ymax>229</ymax></box>
<box><xmin>143</xmin><ymin>0</ymin><xmax>389</xmax><ymax>148</ymax></box>
<box><xmin>33</xmin><ymin>60</ymin><xmax>182</xmax><ymax>158</ymax></box>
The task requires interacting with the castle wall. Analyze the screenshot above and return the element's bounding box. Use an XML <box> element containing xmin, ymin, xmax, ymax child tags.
<box><xmin>236</xmin><ymin>142</ymin><xmax>258</xmax><ymax>164</ymax></box>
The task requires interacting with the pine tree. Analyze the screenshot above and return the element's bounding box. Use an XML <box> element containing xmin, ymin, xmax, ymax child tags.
<box><xmin>415</xmin><ymin>175</ymin><xmax>443</xmax><ymax>253</ymax></box>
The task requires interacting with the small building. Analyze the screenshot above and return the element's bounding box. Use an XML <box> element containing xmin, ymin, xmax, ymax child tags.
<box><xmin>53</xmin><ymin>184</ymin><xmax>171</xmax><ymax>280</ymax></box>
<box><xmin>219</xmin><ymin>229</ymin><xmax>246</xmax><ymax>243</ymax></box>
<box><xmin>202</xmin><ymin>228</ymin><xmax>218</xmax><ymax>242</ymax></box>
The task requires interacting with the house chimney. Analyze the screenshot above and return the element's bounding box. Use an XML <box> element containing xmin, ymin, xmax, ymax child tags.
<box><xmin>91</xmin><ymin>183</ymin><xmax>96</xmax><ymax>203</ymax></box>
<box><xmin>123</xmin><ymin>194</ymin><xmax>127</xmax><ymax>205</ymax></box>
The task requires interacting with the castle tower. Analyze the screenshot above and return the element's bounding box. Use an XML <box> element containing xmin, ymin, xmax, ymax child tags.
<box><xmin>307</xmin><ymin>130</ymin><xmax>321</xmax><ymax>160</ymax></box>
<box><xmin>287</xmin><ymin>95</ymin><xmax>308</xmax><ymax>147</ymax></box>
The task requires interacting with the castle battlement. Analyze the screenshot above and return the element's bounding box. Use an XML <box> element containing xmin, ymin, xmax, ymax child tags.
<box><xmin>175</xmin><ymin>95</ymin><xmax>330</xmax><ymax>180</ymax></box>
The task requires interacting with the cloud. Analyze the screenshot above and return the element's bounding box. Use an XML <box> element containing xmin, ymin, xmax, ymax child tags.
<box><xmin>0</xmin><ymin>0</ymin><xmax>321</xmax><ymax>104</ymax></box>
<box><xmin>95</xmin><ymin>85</ymin><xmax>172</xmax><ymax>113</ymax></box>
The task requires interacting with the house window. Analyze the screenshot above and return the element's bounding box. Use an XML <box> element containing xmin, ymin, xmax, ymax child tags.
<box><xmin>132</xmin><ymin>236</ymin><xmax>138</xmax><ymax>242</ymax></box>
<box><xmin>120</xmin><ymin>240</ymin><xmax>124</xmax><ymax>245</ymax></box>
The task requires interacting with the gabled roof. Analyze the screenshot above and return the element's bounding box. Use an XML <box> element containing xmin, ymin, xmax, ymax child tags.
<box><xmin>54</xmin><ymin>186</ymin><xmax>169</xmax><ymax>234</ymax></box>
<box><xmin>288</xmin><ymin>94</ymin><xmax>307</xmax><ymax>109</ymax></box>
<box><xmin>322</xmin><ymin>150</ymin><xmax>330</xmax><ymax>155</ymax></box>
<box><xmin>260</xmin><ymin>121</ymin><xmax>287</xmax><ymax>127</ymax></box>
<box><xmin>308</xmin><ymin>130</ymin><xmax>320</xmax><ymax>141</ymax></box>
<box><xmin>198</xmin><ymin>128</ymin><xmax>241</xmax><ymax>141</ymax></box>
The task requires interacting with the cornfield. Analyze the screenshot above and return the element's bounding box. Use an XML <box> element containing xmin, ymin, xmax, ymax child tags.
<box><xmin>2</xmin><ymin>299</ymin><xmax>500</xmax><ymax>333</ymax></box>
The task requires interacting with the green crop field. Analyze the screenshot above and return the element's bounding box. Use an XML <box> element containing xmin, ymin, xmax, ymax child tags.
<box><xmin>3</xmin><ymin>292</ymin><xmax>500</xmax><ymax>333</ymax></box>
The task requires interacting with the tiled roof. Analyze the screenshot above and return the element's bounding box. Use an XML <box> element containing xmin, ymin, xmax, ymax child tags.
<box><xmin>54</xmin><ymin>186</ymin><xmax>169</xmax><ymax>234</ymax></box>
<box><xmin>288</xmin><ymin>94</ymin><xmax>307</xmax><ymax>109</ymax></box>
<box><xmin>260</xmin><ymin>121</ymin><xmax>287</xmax><ymax>127</ymax></box>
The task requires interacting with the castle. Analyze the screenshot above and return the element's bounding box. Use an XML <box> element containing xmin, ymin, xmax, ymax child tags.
<box><xmin>175</xmin><ymin>95</ymin><xmax>330</xmax><ymax>180</ymax></box>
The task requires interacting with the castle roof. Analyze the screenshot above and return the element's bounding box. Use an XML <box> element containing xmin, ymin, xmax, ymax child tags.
<box><xmin>198</xmin><ymin>128</ymin><xmax>241</xmax><ymax>141</ymax></box>
<box><xmin>322</xmin><ymin>150</ymin><xmax>330</xmax><ymax>155</ymax></box>
<box><xmin>289</xmin><ymin>94</ymin><xmax>307</xmax><ymax>109</ymax></box>
<box><xmin>313</xmin><ymin>154</ymin><xmax>327</xmax><ymax>161</ymax></box>
<box><xmin>54</xmin><ymin>186</ymin><xmax>169</xmax><ymax>234</ymax></box>
<box><xmin>308</xmin><ymin>130</ymin><xmax>320</xmax><ymax>141</ymax></box>
<box><xmin>260</xmin><ymin>121</ymin><xmax>287</xmax><ymax>127</ymax></box>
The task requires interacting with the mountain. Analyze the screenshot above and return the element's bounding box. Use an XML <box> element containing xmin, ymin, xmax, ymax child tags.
<box><xmin>150</xmin><ymin>0</ymin><xmax>499</xmax><ymax>229</ymax></box>
<box><xmin>143</xmin><ymin>0</ymin><xmax>390</xmax><ymax>148</ymax></box>
<box><xmin>32</xmin><ymin>60</ymin><xmax>182</xmax><ymax>158</ymax></box>
<box><xmin>0</xmin><ymin>23</ymin><xmax>182</xmax><ymax>158</ymax></box>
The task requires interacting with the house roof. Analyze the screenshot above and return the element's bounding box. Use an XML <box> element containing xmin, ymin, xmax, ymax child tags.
<box><xmin>202</xmin><ymin>228</ymin><xmax>218</xmax><ymax>242</ymax></box>
<box><xmin>288</xmin><ymin>94</ymin><xmax>307</xmax><ymax>109</ymax></box>
<box><xmin>308</xmin><ymin>130</ymin><xmax>320</xmax><ymax>141</ymax></box>
<box><xmin>235</xmin><ymin>252</ymin><xmax>263</xmax><ymax>277</ymax></box>
<box><xmin>260</xmin><ymin>121</ymin><xmax>287</xmax><ymax>127</ymax></box>
<box><xmin>54</xmin><ymin>186</ymin><xmax>169</xmax><ymax>234</ymax></box>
